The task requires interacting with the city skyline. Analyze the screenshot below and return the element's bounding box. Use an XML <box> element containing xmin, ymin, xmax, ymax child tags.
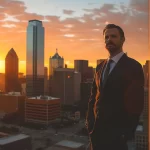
<box><xmin>0</xmin><ymin>0</ymin><xmax>149</xmax><ymax>74</ymax></box>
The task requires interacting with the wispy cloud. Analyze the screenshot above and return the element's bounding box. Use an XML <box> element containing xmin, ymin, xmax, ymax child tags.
<box><xmin>64</xmin><ymin>24</ymin><xmax>74</xmax><ymax>28</ymax></box>
<box><xmin>79</xmin><ymin>39</ymin><xmax>99</xmax><ymax>41</ymax></box>
<box><xmin>129</xmin><ymin>0</ymin><xmax>148</xmax><ymax>12</ymax></box>
<box><xmin>63</xmin><ymin>9</ymin><xmax>75</xmax><ymax>15</ymax></box>
<box><xmin>88</xmin><ymin>3</ymin><xmax>99</xmax><ymax>5</ymax></box>
<box><xmin>0</xmin><ymin>13</ymin><xmax>20</xmax><ymax>22</ymax></box>
<box><xmin>2</xmin><ymin>23</ymin><xmax>16</xmax><ymax>28</ymax></box>
<box><xmin>64</xmin><ymin>34</ymin><xmax>75</xmax><ymax>37</ymax></box>
<box><xmin>92</xmin><ymin>29</ymin><xmax>101</xmax><ymax>31</ymax></box>
<box><xmin>60</xmin><ymin>28</ymin><xmax>70</xmax><ymax>32</ymax></box>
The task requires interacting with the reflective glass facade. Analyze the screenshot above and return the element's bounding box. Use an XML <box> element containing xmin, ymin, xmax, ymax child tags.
<box><xmin>26</xmin><ymin>20</ymin><xmax>44</xmax><ymax>97</ymax></box>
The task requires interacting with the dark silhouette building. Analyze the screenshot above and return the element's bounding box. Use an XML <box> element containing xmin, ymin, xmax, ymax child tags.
<box><xmin>5</xmin><ymin>48</ymin><xmax>21</xmax><ymax>92</ymax></box>
<box><xmin>143</xmin><ymin>60</ymin><xmax>149</xmax><ymax>88</ymax></box>
<box><xmin>51</xmin><ymin>68</ymin><xmax>81</xmax><ymax>105</ymax></box>
<box><xmin>135</xmin><ymin>87</ymin><xmax>148</xmax><ymax>150</ymax></box>
<box><xmin>0</xmin><ymin>73</ymin><xmax>5</xmax><ymax>92</ymax></box>
<box><xmin>97</xmin><ymin>59</ymin><xmax>106</xmax><ymax>65</ymax></box>
<box><xmin>80</xmin><ymin>81</ymin><xmax>92</xmax><ymax>117</ymax></box>
<box><xmin>49</xmin><ymin>49</ymin><xmax>64</xmax><ymax>79</ymax></box>
<box><xmin>44</xmin><ymin>67</ymin><xmax>49</xmax><ymax>95</ymax></box>
<box><xmin>74</xmin><ymin>60</ymin><xmax>93</xmax><ymax>82</ymax></box>
<box><xmin>49</xmin><ymin>49</ymin><xmax>64</xmax><ymax>95</ymax></box>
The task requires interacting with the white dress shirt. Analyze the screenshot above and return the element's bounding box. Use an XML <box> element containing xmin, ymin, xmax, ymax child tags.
<box><xmin>102</xmin><ymin>51</ymin><xmax>125</xmax><ymax>81</ymax></box>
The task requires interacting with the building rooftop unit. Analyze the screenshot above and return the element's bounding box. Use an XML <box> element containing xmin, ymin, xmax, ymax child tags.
<box><xmin>136</xmin><ymin>125</ymin><xmax>143</xmax><ymax>132</ymax></box>
<box><xmin>4</xmin><ymin>92</ymin><xmax>21</xmax><ymax>96</ymax></box>
<box><xmin>29</xmin><ymin>95</ymin><xmax>59</xmax><ymax>100</ymax></box>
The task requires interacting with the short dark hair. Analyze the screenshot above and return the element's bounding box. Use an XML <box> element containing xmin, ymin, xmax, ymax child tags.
<box><xmin>103</xmin><ymin>24</ymin><xmax>125</xmax><ymax>40</ymax></box>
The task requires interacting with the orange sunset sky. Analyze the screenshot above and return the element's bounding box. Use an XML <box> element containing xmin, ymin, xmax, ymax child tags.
<box><xmin>0</xmin><ymin>0</ymin><xmax>149</xmax><ymax>74</ymax></box>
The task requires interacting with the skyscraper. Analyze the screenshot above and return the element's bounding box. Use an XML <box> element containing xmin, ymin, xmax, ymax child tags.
<box><xmin>143</xmin><ymin>60</ymin><xmax>149</xmax><ymax>88</ymax></box>
<box><xmin>135</xmin><ymin>87</ymin><xmax>148</xmax><ymax>150</ymax></box>
<box><xmin>51</xmin><ymin>68</ymin><xmax>81</xmax><ymax>105</ymax></box>
<box><xmin>26</xmin><ymin>20</ymin><xmax>44</xmax><ymax>97</ymax></box>
<box><xmin>49</xmin><ymin>49</ymin><xmax>64</xmax><ymax>79</ymax></box>
<box><xmin>0</xmin><ymin>73</ymin><xmax>5</xmax><ymax>92</ymax></box>
<box><xmin>5</xmin><ymin>48</ymin><xmax>21</xmax><ymax>92</ymax></box>
<box><xmin>44</xmin><ymin>67</ymin><xmax>49</xmax><ymax>95</ymax></box>
<box><xmin>74</xmin><ymin>60</ymin><xmax>92</xmax><ymax>82</ymax></box>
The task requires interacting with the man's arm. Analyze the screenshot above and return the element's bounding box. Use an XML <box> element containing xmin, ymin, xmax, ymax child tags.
<box><xmin>124</xmin><ymin>62</ymin><xmax>144</xmax><ymax>140</ymax></box>
<box><xmin>85</xmin><ymin>69</ymin><xmax>97</xmax><ymax>133</ymax></box>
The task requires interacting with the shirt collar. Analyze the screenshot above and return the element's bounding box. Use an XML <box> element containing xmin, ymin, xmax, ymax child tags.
<box><xmin>108</xmin><ymin>51</ymin><xmax>124</xmax><ymax>63</ymax></box>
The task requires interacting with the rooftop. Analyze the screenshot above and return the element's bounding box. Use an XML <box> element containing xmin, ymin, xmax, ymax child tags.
<box><xmin>1</xmin><ymin>92</ymin><xmax>22</xmax><ymax>96</ymax></box>
<box><xmin>0</xmin><ymin>134</ymin><xmax>30</xmax><ymax>145</ymax></box>
<box><xmin>6</xmin><ymin>48</ymin><xmax>18</xmax><ymax>59</ymax></box>
<box><xmin>29</xmin><ymin>95</ymin><xmax>59</xmax><ymax>100</ymax></box>
<box><xmin>55</xmin><ymin>140</ymin><xmax>84</xmax><ymax>148</ymax></box>
<box><xmin>29</xmin><ymin>19</ymin><xmax>42</xmax><ymax>22</ymax></box>
<box><xmin>55</xmin><ymin>68</ymin><xmax>74</xmax><ymax>72</ymax></box>
<box><xmin>136</xmin><ymin>125</ymin><xmax>143</xmax><ymax>132</ymax></box>
<box><xmin>51</xmin><ymin>49</ymin><xmax>63</xmax><ymax>59</ymax></box>
<box><xmin>7</xmin><ymin>92</ymin><xmax>21</xmax><ymax>96</ymax></box>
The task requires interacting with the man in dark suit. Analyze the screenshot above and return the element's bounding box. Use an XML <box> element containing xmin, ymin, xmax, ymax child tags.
<box><xmin>85</xmin><ymin>24</ymin><xmax>144</xmax><ymax>150</ymax></box>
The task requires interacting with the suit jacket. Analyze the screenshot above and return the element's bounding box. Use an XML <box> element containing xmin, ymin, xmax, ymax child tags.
<box><xmin>86</xmin><ymin>53</ymin><xmax>144</xmax><ymax>142</ymax></box>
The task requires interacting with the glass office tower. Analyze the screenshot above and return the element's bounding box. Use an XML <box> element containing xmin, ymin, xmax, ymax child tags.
<box><xmin>26</xmin><ymin>20</ymin><xmax>44</xmax><ymax>97</ymax></box>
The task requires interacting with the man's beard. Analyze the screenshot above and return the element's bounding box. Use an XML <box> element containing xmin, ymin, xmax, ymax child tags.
<box><xmin>105</xmin><ymin>43</ymin><xmax>117</xmax><ymax>52</ymax></box>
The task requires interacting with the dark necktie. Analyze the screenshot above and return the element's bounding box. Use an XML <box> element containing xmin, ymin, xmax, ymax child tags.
<box><xmin>103</xmin><ymin>59</ymin><xmax>113</xmax><ymax>86</ymax></box>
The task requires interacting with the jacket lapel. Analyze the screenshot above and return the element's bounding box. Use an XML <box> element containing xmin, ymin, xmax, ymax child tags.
<box><xmin>101</xmin><ymin>54</ymin><xmax>127</xmax><ymax>89</ymax></box>
<box><xmin>97</xmin><ymin>60</ymin><xmax>107</xmax><ymax>91</ymax></box>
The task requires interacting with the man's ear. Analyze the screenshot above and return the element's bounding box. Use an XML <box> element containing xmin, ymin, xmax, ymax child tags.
<box><xmin>121</xmin><ymin>37</ymin><xmax>125</xmax><ymax>43</ymax></box>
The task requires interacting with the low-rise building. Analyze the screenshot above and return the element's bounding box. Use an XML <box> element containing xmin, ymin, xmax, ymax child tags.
<box><xmin>25</xmin><ymin>96</ymin><xmax>61</xmax><ymax>125</ymax></box>
<box><xmin>135</xmin><ymin>125</ymin><xmax>148</xmax><ymax>150</ymax></box>
<box><xmin>0</xmin><ymin>92</ymin><xmax>25</xmax><ymax>122</ymax></box>
<box><xmin>0</xmin><ymin>133</ymin><xmax>32</xmax><ymax>150</ymax></box>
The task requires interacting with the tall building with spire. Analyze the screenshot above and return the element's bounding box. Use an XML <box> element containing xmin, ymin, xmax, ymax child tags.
<box><xmin>26</xmin><ymin>20</ymin><xmax>44</xmax><ymax>97</ymax></box>
<box><xmin>5</xmin><ymin>48</ymin><xmax>21</xmax><ymax>92</ymax></box>
<box><xmin>49</xmin><ymin>49</ymin><xmax>64</xmax><ymax>79</ymax></box>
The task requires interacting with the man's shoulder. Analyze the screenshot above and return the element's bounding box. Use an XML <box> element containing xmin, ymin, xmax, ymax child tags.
<box><xmin>95</xmin><ymin>60</ymin><xmax>106</xmax><ymax>72</ymax></box>
<box><xmin>125</xmin><ymin>56</ymin><xmax>142</xmax><ymax>69</ymax></box>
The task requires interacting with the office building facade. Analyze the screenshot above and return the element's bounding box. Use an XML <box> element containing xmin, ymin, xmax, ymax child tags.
<box><xmin>143</xmin><ymin>60</ymin><xmax>149</xmax><ymax>88</ymax></box>
<box><xmin>51</xmin><ymin>68</ymin><xmax>81</xmax><ymax>105</ymax></box>
<box><xmin>0</xmin><ymin>93</ymin><xmax>25</xmax><ymax>122</ymax></box>
<box><xmin>25</xmin><ymin>96</ymin><xmax>61</xmax><ymax>125</ymax></box>
<box><xmin>0</xmin><ymin>73</ymin><xmax>5</xmax><ymax>92</ymax></box>
<box><xmin>74</xmin><ymin>60</ymin><xmax>89</xmax><ymax>82</ymax></box>
<box><xmin>49</xmin><ymin>49</ymin><xmax>64</xmax><ymax>78</ymax></box>
<box><xmin>5</xmin><ymin>48</ymin><xmax>21</xmax><ymax>92</ymax></box>
<box><xmin>135</xmin><ymin>87</ymin><xmax>148</xmax><ymax>150</ymax></box>
<box><xmin>26</xmin><ymin>20</ymin><xmax>44</xmax><ymax>97</ymax></box>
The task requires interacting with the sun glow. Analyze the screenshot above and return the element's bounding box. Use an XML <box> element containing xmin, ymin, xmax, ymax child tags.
<box><xmin>0</xmin><ymin>60</ymin><xmax>5</xmax><ymax>73</ymax></box>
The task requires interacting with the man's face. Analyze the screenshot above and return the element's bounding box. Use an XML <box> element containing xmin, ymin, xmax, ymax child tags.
<box><xmin>104</xmin><ymin>28</ymin><xmax>124</xmax><ymax>54</ymax></box>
